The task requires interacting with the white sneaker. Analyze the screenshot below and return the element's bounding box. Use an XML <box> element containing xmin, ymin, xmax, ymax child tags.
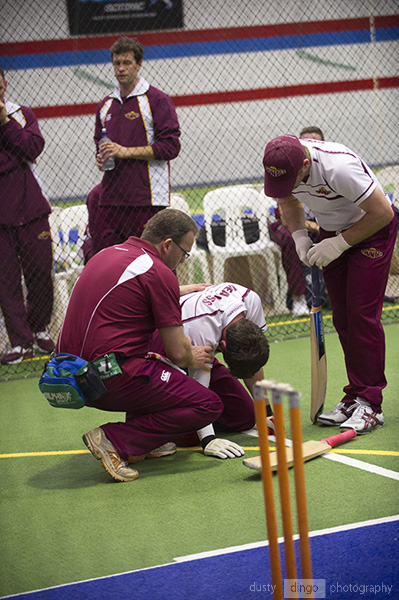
<box><xmin>1</xmin><ymin>344</ymin><xmax>34</xmax><ymax>365</ymax></box>
<box><xmin>128</xmin><ymin>442</ymin><xmax>177</xmax><ymax>464</ymax></box>
<box><xmin>292</xmin><ymin>296</ymin><xmax>309</xmax><ymax>318</ymax></box>
<box><xmin>33</xmin><ymin>331</ymin><xmax>55</xmax><ymax>354</ymax></box>
<box><xmin>267</xmin><ymin>415</ymin><xmax>275</xmax><ymax>436</ymax></box>
<box><xmin>83</xmin><ymin>427</ymin><xmax>139</xmax><ymax>482</ymax></box>
<box><xmin>318</xmin><ymin>401</ymin><xmax>358</xmax><ymax>425</ymax></box>
<box><xmin>340</xmin><ymin>399</ymin><xmax>384</xmax><ymax>434</ymax></box>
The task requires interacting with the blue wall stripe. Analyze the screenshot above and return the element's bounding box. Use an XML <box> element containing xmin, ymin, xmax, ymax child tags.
<box><xmin>1</xmin><ymin>28</ymin><xmax>398</xmax><ymax>71</ymax></box>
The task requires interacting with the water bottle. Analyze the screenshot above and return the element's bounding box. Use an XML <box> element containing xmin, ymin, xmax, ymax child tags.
<box><xmin>99</xmin><ymin>128</ymin><xmax>115</xmax><ymax>171</ymax></box>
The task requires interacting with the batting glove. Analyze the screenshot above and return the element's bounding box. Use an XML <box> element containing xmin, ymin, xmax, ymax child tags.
<box><xmin>292</xmin><ymin>230</ymin><xmax>312</xmax><ymax>266</ymax></box>
<box><xmin>203</xmin><ymin>438</ymin><xmax>245</xmax><ymax>459</ymax></box>
<box><xmin>307</xmin><ymin>234</ymin><xmax>351</xmax><ymax>267</ymax></box>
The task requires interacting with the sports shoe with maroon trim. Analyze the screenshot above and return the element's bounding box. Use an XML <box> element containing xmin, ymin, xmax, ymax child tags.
<box><xmin>128</xmin><ymin>442</ymin><xmax>177</xmax><ymax>464</ymax></box>
<box><xmin>33</xmin><ymin>331</ymin><xmax>55</xmax><ymax>354</ymax></box>
<box><xmin>317</xmin><ymin>401</ymin><xmax>358</xmax><ymax>426</ymax></box>
<box><xmin>83</xmin><ymin>427</ymin><xmax>139</xmax><ymax>482</ymax></box>
<box><xmin>340</xmin><ymin>399</ymin><xmax>384</xmax><ymax>434</ymax></box>
<box><xmin>267</xmin><ymin>415</ymin><xmax>275</xmax><ymax>436</ymax></box>
<box><xmin>1</xmin><ymin>344</ymin><xmax>34</xmax><ymax>365</ymax></box>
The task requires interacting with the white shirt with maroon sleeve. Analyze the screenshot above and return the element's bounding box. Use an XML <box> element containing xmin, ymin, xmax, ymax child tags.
<box><xmin>180</xmin><ymin>282</ymin><xmax>267</xmax><ymax>387</ymax></box>
<box><xmin>296</xmin><ymin>140</ymin><xmax>390</xmax><ymax>232</ymax></box>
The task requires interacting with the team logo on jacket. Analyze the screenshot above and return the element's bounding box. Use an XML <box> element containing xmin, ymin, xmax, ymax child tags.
<box><xmin>361</xmin><ymin>247</ymin><xmax>383</xmax><ymax>259</ymax></box>
<box><xmin>161</xmin><ymin>370</ymin><xmax>171</xmax><ymax>383</ymax></box>
<box><xmin>125</xmin><ymin>111</ymin><xmax>139</xmax><ymax>120</ymax></box>
<box><xmin>316</xmin><ymin>187</ymin><xmax>332</xmax><ymax>195</ymax></box>
<box><xmin>38</xmin><ymin>230</ymin><xmax>51</xmax><ymax>240</ymax></box>
<box><xmin>265</xmin><ymin>165</ymin><xmax>286</xmax><ymax>178</ymax></box>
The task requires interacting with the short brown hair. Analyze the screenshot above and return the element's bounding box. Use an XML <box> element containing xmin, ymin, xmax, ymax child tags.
<box><xmin>299</xmin><ymin>126</ymin><xmax>324</xmax><ymax>141</ymax></box>
<box><xmin>222</xmin><ymin>319</ymin><xmax>270</xmax><ymax>379</ymax></box>
<box><xmin>141</xmin><ymin>209</ymin><xmax>198</xmax><ymax>245</ymax></box>
<box><xmin>110</xmin><ymin>37</ymin><xmax>144</xmax><ymax>63</ymax></box>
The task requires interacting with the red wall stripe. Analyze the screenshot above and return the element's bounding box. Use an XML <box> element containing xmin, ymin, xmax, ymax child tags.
<box><xmin>2</xmin><ymin>15</ymin><xmax>398</xmax><ymax>57</ymax></box>
<box><xmin>32</xmin><ymin>77</ymin><xmax>399</xmax><ymax>120</ymax></box>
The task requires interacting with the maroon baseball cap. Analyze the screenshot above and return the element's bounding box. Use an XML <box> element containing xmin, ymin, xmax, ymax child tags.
<box><xmin>263</xmin><ymin>135</ymin><xmax>305</xmax><ymax>197</ymax></box>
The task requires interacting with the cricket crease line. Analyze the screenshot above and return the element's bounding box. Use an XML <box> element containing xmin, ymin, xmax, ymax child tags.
<box><xmin>242</xmin><ymin>428</ymin><xmax>399</xmax><ymax>480</ymax></box>
<box><xmin>1</xmin><ymin>447</ymin><xmax>398</xmax><ymax>460</ymax></box>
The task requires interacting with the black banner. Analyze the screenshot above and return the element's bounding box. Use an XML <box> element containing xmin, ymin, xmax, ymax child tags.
<box><xmin>67</xmin><ymin>0</ymin><xmax>184</xmax><ymax>35</ymax></box>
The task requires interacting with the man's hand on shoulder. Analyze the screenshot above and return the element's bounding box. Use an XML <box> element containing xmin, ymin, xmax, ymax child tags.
<box><xmin>179</xmin><ymin>283</ymin><xmax>212</xmax><ymax>296</ymax></box>
<box><xmin>190</xmin><ymin>341</ymin><xmax>214</xmax><ymax>370</ymax></box>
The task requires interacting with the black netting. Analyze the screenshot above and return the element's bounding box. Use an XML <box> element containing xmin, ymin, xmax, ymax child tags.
<box><xmin>0</xmin><ymin>1</ymin><xmax>398</xmax><ymax>379</ymax></box>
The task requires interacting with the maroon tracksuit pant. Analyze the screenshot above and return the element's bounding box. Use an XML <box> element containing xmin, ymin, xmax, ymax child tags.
<box><xmin>0</xmin><ymin>215</ymin><xmax>53</xmax><ymax>346</ymax></box>
<box><xmin>321</xmin><ymin>210</ymin><xmax>397</xmax><ymax>411</ymax></box>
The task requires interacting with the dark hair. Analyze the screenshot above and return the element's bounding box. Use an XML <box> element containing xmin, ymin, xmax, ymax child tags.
<box><xmin>141</xmin><ymin>209</ymin><xmax>198</xmax><ymax>244</ymax></box>
<box><xmin>110</xmin><ymin>37</ymin><xmax>144</xmax><ymax>63</ymax></box>
<box><xmin>222</xmin><ymin>319</ymin><xmax>270</xmax><ymax>379</ymax></box>
<box><xmin>299</xmin><ymin>126</ymin><xmax>324</xmax><ymax>141</ymax></box>
<box><xmin>0</xmin><ymin>66</ymin><xmax>5</xmax><ymax>80</ymax></box>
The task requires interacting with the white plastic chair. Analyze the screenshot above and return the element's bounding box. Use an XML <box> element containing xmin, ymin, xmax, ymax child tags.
<box><xmin>59</xmin><ymin>204</ymin><xmax>89</xmax><ymax>270</ymax></box>
<box><xmin>49</xmin><ymin>206</ymin><xmax>65</xmax><ymax>266</ymax></box>
<box><xmin>378</xmin><ymin>166</ymin><xmax>399</xmax><ymax>299</ymax></box>
<box><xmin>377</xmin><ymin>165</ymin><xmax>399</xmax><ymax>209</ymax></box>
<box><xmin>53</xmin><ymin>204</ymin><xmax>88</xmax><ymax>316</ymax></box>
<box><xmin>202</xmin><ymin>185</ymin><xmax>284</xmax><ymax>307</ymax></box>
<box><xmin>49</xmin><ymin>206</ymin><xmax>70</xmax><ymax>322</ymax></box>
<box><xmin>257</xmin><ymin>189</ymin><xmax>289</xmax><ymax>302</ymax></box>
<box><xmin>169</xmin><ymin>193</ymin><xmax>212</xmax><ymax>283</ymax></box>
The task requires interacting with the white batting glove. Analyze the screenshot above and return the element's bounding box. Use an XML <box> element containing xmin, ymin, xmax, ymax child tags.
<box><xmin>292</xmin><ymin>230</ymin><xmax>312</xmax><ymax>266</ymax></box>
<box><xmin>307</xmin><ymin>234</ymin><xmax>351</xmax><ymax>267</ymax></box>
<box><xmin>203</xmin><ymin>438</ymin><xmax>245</xmax><ymax>459</ymax></box>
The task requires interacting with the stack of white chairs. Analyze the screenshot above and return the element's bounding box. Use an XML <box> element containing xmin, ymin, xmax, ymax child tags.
<box><xmin>377</xmin><ymin>165</ymin><xmax>399</xmax><ymax>210</ymax></box>
<box><xmin>202</xmin><ymin>185</ymin><xmax>287</xmax><ymax>308</ymax></box>
<box><xmin>49</xmin><ymin>204</ymin><xmax>89</xmax><ymax>319</ymax></box>
<box><xmin>169</xmin><ymin>193</ymin><xmax>211</xmax><ymax>284</ymax></box>
<box><xmin>378</xmin><ymin>165</ymin><xmax>399</xmax><ymax>299</ymax></box>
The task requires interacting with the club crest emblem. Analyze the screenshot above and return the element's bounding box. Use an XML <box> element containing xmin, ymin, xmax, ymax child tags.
<box><xmin>316</xmin><ymin>187</ymin><xmax>331</xmax><ymax>195</ymax></box>
<box><xmin>265</xmin><ymin>165</ymin><xmax>287</xmax><ymax>178</ymax></box>
<box><xmin>125</xmin><ymin>111</ymin><xmax>139</xmax><ymax>120</ymax></box>
<box><xmin>361</xmin><ymin>247</ymin><xmax>383</xmax><ymax>259</ymax></box>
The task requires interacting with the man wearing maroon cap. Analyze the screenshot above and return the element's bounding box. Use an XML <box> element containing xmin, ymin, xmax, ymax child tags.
<box><xmin>263</xmin><ymin>135</ymin><xmax>397</xmax><ymax>433</ymax></box>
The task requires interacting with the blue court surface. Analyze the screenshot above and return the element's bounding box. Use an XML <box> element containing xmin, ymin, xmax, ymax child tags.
<box><xmin>4</xmin><ymin>517</ymin><xmax>398</xmax><ymax>600</ymax></box>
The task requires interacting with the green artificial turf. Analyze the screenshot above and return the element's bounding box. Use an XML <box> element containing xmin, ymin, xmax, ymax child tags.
<box><xmin>0</xmin><ymin>326</ymin><xmax>398</xmax><ymax>596</ymax></box>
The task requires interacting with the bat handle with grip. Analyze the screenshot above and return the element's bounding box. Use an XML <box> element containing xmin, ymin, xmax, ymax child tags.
<box><xmin>311</xmin><ymin>264</ymin><xmax>321</xmax><ymax>308</ymax></box>
<box><xmin>322</xmin><ymin>429</ymin><xmax>357</xmax><ymax>448</ymax></box>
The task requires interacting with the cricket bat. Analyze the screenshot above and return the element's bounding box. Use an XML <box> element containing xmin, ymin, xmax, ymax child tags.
<box><xmin>243</xmin><ymin>429</ymin><xmax>357</xmax><ymax>472</ymax></box>
<box><xmin>310</xmin><ymin>265</ymin><xmax>327</xmax><ymax>423</ymax></box>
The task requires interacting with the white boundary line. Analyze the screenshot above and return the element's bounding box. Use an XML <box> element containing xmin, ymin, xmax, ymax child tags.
<box><xmin>243</xmin><ymin>428</ymin><xmax>399</xmax><ymax>481</ymax></box>
<box><xmin>2</xmin><ymin>515</ymin><xmax>397</xmax><ymax>599</ymax></box>
<box><xmin>174</xmin><ymin>514</ymin><xmax>399</xmax><ymax>562</ymax></box>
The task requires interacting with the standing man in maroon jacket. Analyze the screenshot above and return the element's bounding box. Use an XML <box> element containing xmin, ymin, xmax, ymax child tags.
<box><xmin>90</xmin><ymin>36</ymin><xmax>181</xmax><ymax>254</ymax></box>
<box><xmin>0</xmin><ymin>67</ymin><xmax>55</xmax><ymax>365</ymax></box>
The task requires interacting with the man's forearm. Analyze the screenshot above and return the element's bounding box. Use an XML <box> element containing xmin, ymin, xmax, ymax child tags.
<box><xmin>122</xmin><ymin>145</ymin><xmax>154</xmax><ymax>161</ymax></box>
<box><xmin>341</xmin><ymin>210</ymin><xmax>394</xmax><ymax>247</ymax></box>
<box><xmin>278</xmin><ymin>196</ymin><xmax>307</xmax><ymax>233</ymax></box>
